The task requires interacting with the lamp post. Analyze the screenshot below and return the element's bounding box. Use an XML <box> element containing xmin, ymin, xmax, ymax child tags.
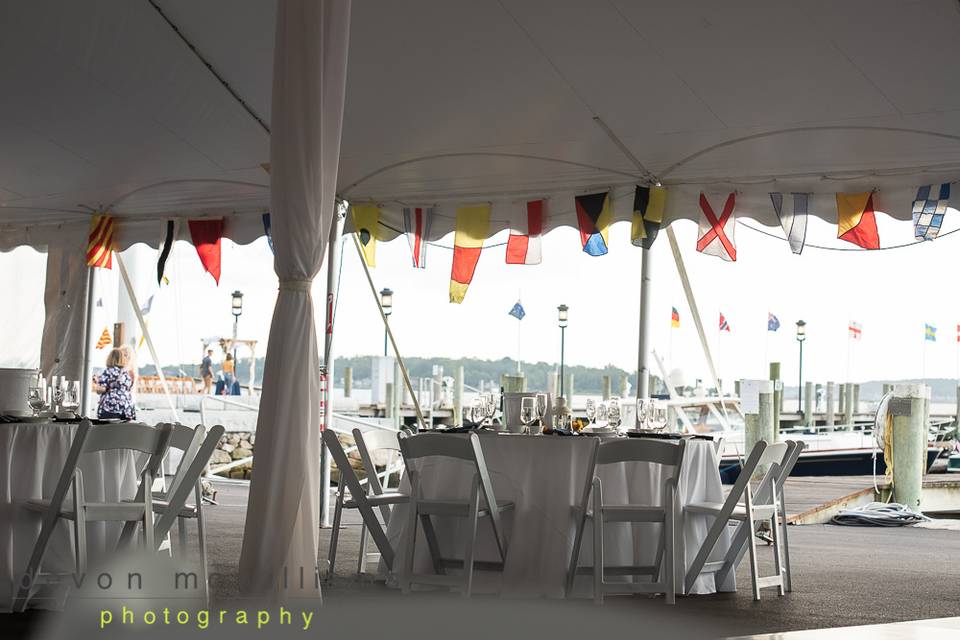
<box><xmin>231</xmin><ymin>290</ymin><xmax>243</xmax><ymax>388</ymax></box>
<box><xmin>380</xmin><ymin>288</ymin><xmax>393</xmax><ymax>356</ymax></box>
<box><xmin>558</xmin><ymin>305</ymin><xmax>568</xmax><ymax>401</ymax></box>
<box><xmin>796</xmin><ymin>319</ymin><xmax>806</xmax><ymax>413</ymax></box>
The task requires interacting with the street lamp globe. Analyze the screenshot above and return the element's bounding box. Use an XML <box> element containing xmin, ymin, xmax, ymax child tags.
<box><xmin>231</xmin><ymin>290</ymin><xmax>244</xmax><ymax>318</ymax></box>
<box><xmin>557</xmin><ymin>304</ymin><xmax>569</xmax><ymax>328</ymax></box>
<box><xmin>795</xmin><ymin>319</ymin><xmax>806</xmax><ymax>342</ymax></box>
<box><xmin>380</xmin><ymin>288</ymin><xmax>394</xmax><ymax>317</ymax></box>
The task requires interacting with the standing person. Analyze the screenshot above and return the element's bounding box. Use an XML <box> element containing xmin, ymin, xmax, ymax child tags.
<box><xmin>92</xmin><ymin>347</ymin><xmax>136</xmax><ymax>420</ymax></box>
<box><xmin>222</xmin><ymin>353</ymin><xmax>236</xmax><ymax>395</ymax></box>
<box><xmin>200</xmin><ymin>349</ymin><xmax>214</xmax><ymax>394</ymax></box>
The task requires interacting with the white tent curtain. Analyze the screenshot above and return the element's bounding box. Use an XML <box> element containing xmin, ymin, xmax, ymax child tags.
<box><xmin>39</xmin><ymin>221</ymin><xmax>90</xmax><ymax>380</ymax></box>
<box><xmin>238</xmin><ymin>0</ymin><xmax>351</xmax><ymax>600</ymax></box>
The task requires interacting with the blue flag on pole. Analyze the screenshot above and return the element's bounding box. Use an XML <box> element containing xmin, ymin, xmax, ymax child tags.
<box><xmin>508</xmin><ymin>302</ymin><xmax>526</xmax><ymax>320</ymax></box>
<box><xmin>767</xmin><ymin>313</ymin><xmax>780</xmax><ymax>332</ymax></box>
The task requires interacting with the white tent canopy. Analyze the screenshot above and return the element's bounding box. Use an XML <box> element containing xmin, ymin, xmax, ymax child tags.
<box><xmin>5</xmin><ymin>0</ymin><xmax>960</xmax><ymax>602</ymax></box>
<box><xmin>4</xmin><ymin>0</ymin><xmax>960</xmax><ymax>248</ymax></box>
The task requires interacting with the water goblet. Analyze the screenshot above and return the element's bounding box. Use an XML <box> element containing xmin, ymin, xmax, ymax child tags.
<box><xmin>585</xmin><ymin>398</ymin><xmax>596</xmax><ymax>427</ymax></box>
<box><xmin>519</xmin><ymin>397</ymin><xmax>536</xmax><ymax>435</ymax></box>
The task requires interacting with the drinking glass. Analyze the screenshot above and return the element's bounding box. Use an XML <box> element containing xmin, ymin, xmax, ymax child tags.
<box><xmin>596</xmin><ymin>403</ymin><xmax>607</xmax><ymax>429</ymax></box>
<box><xmin>52</xmin><ymin>377</ymin><xmax>64</xmax><ymax>414</ymax></box>
<box><xmin>27</xmin><ymin>387</ymin><xmax>46</xmax><ymax>417</ymax></box>
<box><xmin>635</xmin><ymin>399</ymin><xmax>649</xmax><ymax>430</ymax></box>
<box><xmin>535</xmin><ymin>394</ymin><xmax>547</xmax><ymax>427</ymax></box>
<box><xmin>471</xmin><ymin>398</ymin><xmax>485</xmax><ymax>424</ymax></box>
<box><xmin>519</xmin><ymin>397</ymin><xmax>536</xmax><ymax>435</ymax></box>
<box><xmin>60</xmin><ymin>381</ymin><xmax>80</xmax><ymax>415</ymax></box>
<box><xmin>607</xmin><ymin>398</ymin><xmax>622</xmax><ymax>432</ymax></box>
<box><xmin>585</xmin><ymin>398</ymin><xmax>596</xmax><ymax>426</ymax></box>
<box><xmin>650</xmin><ymin>404</ymin><xmax>669</xmax><ymax>432</ymax></box>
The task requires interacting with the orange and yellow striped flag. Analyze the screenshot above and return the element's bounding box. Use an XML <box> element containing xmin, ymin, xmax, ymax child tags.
<box><xmin>87</xmin><ymin>214</ymin><xmax>115</xmax><ymax>268</ymax></box>
<box><xmin>95</xmin><ymin>327</ymin><xmax>112</xmax><ymax>349</ymax></box>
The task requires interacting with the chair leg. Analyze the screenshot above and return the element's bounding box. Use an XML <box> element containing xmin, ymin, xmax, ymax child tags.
<box><xmin>327</xmin><ymin>490</ymin><xmax>345</xmax><ymax>581</ymax></box>
<box><xmin>419</xmin><ymin>514</ymin><xmax>445</xmax><ymax>575</ymax></box>
<box><xmin>72</xmin><ymin>475</ymin><xmax>87</xmax><ymax>579</ymax></box>
<box><xmin>357</xmin><ymin>522</ymin><xmax>370</xmax><ymax>576</ymax></box>
<box><xmin>746</xmin><ymin>519</ymin><xmax>761</xmax><ymax>601</ymax></box>
<box><xmin>177</xmin><ymin>517</ymin><xmax>188</xmax><ymax>553</ymax></box>
<box><xmin>770</xmin><ymin>505</ymin><xmax>785</xmax><ymax>597</ymax></box>
<box><xmin>565</xmin><ymin>510</ymin><xmax>587</xmax><ymax>597</ymax></box>
<box><xmin>593</xmin><ymin>482</ymin><xmax>604</xmax><ymax>605</ymax></box>
<box><xmin>462</xmin><ymin>479</ymin><xmax>481</xmax><ymax>598</ymax></box>
<box><xmin>400</xmin><ymin>496</ymin><xmax>418</xmax><ymax>594</ymax></box>
<box><xmin>197</xmin><ymin>512</ymin><xmax>209</xmax><ymax>608</ymax></box>
<box><xmin>779</xmin><ymin>495</ymin><xmax>793</xmax><ymax>593</ymax></box>
<box><xmin>665</xmin><ymin>492</ymin><xmax>675</xmax><ymax>605</ymax></box>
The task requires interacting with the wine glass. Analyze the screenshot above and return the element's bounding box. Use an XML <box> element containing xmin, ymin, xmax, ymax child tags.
<box><xmin>52</xmin><ymin>377</ymin><xmax>64</xmax><ymax>414</ymax></box>
<box><xmin>485</xmin><ymin>393</ymin><xmax>498</xmax><ymax>425</ymax></box>
<box><xmin>596</xmin><ymin>402</ymin><xmax>608</xmax><ymax>429</ymax></box>
<box><xmin>607</xmin><ymin>398</ymin><xmax>622</xmax><ymax>433</ymax></box>
<box><xmin>519</xmin><ymin>397</ymin><xmax>536</xmax><ymax>435</ymax></box>
<box><xmin>585</xmin><ymin>398</ymin><xmax>596</xmax><ymax>427</ymax></box>
<box><xmin>535</xmin><ymin>394</ymin><xmax>547</xmax><ymax>428</ymax></box>
<box><xmin>60</xmin><ymin>381</ymin><xmax>80</xmax><ymax>416</ymax></box>
<box><xmin>27</xmin><ymin>386</ymin><xmax>47</xmax><ymax>417</ymax></box>
<box><xmin>471</xmin><ymin>397</ymin><xmax>485</xmax><ymax>425</ymax></box>
<box><xmin>650</xmin><ymin>403</ymin><xmax>669</xmax><ymax>432</ymax></box>
<box><xmin>636</xmin><ymin>398</ymin><xmax>650</xmax><ymax>430</ymax></box>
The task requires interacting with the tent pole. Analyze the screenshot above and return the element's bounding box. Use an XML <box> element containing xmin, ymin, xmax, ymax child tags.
<box><xmin>320</xmin><ymin>208</ymin><xmax>345</xmax><ymax>528</ymax></box>
<box><xmin>79</xmin><ymin>266</ymin><xmax>96</xmax><ymax>417</ymax></box>
<box><xmin>350</xmin><ymin>232</ymin><xmax>428</xmax><ymax>431</ymax></box>
<box><xmin>636</xmin><ymin>247</ymin><xmax>652</xmax><ymax>401</ymax></box>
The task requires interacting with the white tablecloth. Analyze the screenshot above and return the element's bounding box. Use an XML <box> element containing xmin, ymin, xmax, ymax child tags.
<box><xmin>384</xmin><ymin>434</ymin><xmax>735</xmax><ymax>598</ymax></box>
<box><xmin>0</xmin><ymin>422</ymin><xmax>139</xmax><ymax>610</ymax></box>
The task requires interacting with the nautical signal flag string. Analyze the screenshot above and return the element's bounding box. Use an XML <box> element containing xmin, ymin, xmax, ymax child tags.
<box><xmin>631</xmin><ymin>185</ymin><xmax>666</xmax><ymax>249</ymax></box>
<box><xmin>87</xmin><ymin>213</ymin><xmax>115</xmax><ymax>269</ymax></box>
<box><xmin>351</xmin><ymin>204</ymin><xmax>380</xmax><ymax>267</ymax></box>
<box><xmin>187</xmin><ymin>219</ymin><xmax>223</xmax><ymax>285</ymax></box>
<box><xmin>836</xmin><ymin>192</ymin><xmax>880</xmax><ymax>250</ymax></box>
<box><xmin>506</xmin><ymin>199</ymin><xmax>545</xmax><ymax>265</ymax></box>
<box><xmin>697</xmin><ymin>192</ymin><xmax>737</xmax><ymax>261</ymax></box>
<box><xmin>95</xmin><ymin>327</ymin><xmax>112</xmax><ymax>349</ymax></box>
<box><xmin>575</xmin><ymin>191</ymin><xmax>612</xmax><ymax>256</ymax></box>
<box><xmin>449</xmin><ymin>205</ymin><xmax>490</xmax><ymax>304</ymax></box>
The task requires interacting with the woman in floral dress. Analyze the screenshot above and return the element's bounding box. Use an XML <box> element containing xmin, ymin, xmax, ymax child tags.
<box><xmin>93</xmin><ymin>346</ymin><xmax>136</xmax><ymax>420</ymax></box>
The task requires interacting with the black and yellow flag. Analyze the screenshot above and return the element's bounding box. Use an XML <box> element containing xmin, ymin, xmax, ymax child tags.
<box><xmin>630</xmin><ymin>185</ymin><xmax>667</xmax><ymax>249</ymax></box>
<box><xmin>351</xmin><ymin>205</ymin><xmax>380</xmax><ymax>267</ymax></box>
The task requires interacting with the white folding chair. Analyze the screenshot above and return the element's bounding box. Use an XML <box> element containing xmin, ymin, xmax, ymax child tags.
<box><xmin>713</xmin><ymin>440</ymin><xmax>804</xmax><ymax>593</ymax></box>
<box><xmin>119</xmin><ymin>423</ymin><xmax>225</xmax><ymax>605</ymax></box>
<box><xmin>14</xmin><ymin>420</ymin><xmax>172</xmax><ymax>611</ymax></box>
<box><xmin>323</xmin><ymin>429</ymin><xmax>407</xmax><ymax>578</ymax></box>
<box><xmin>352</xmin><ymin>428</ymin><xmax>407</xmax><ymax>576</ymax></box>
<box><xmin>683</xmin><ymin>440</ymin><xmax>792</xmax><ymax>600</ymax></box>
<box><xmin>567</xmin><ymin>437</ymin><xmax>686</xmax><ymax>604</ymax></box>
<box><xmin>398</xmin><ymin>432</ymin><xmax>514</xmax><ymax>597</ymax></box>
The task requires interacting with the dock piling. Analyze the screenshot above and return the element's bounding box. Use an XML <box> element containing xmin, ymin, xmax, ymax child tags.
<box><xmin>602</xmin><ymin>375</ymin><xmax>611</xmax><ymax>401</ymax></box>
<box><xmin>769</xmin><ymin>362</ymin><xmax>782</xmax><ymax>435</ymax></box>
<box><xmin>343</xmin><ymin>366</ymin><xmax>352</xmax><ymax>398</ymax></box>
<box><xmin>804</xmin><ymin>381</ymin><xmax>815</xmax><ymax>427</ymax></box>
<box><xmin>619</xmin><ymin>376</ymin><xmax>628</xmax><ymax>399</ymax></box>
<box><xmin>826</xmin><ymin>381</ymin><xmax>835</xmax><ymax>427</ymax></box>
<box><xmin>454</xmin><ymin>366</ymin><xmax>464</xmax><ymax>427</ymax></box>
<box><xmin>565</xmin><ymin>374</ymin><xmax>574</xmax><ymax>406</ymax></box>
<box><xmin>843</xmin><ymin>382</ymin><xmax>855</xmax><ymax>430</ymax></box>
<box><xmin>743</xmin><ymin>379</ymin><xmax>775</xmax><ymax>480</ymax></box>
<box><xmin>853</xmin><ymin>384</ymin><xmax>861</xmax><ymax>416</ymax></box>
<box><xmin>890</xmin><ymin>383</ymin><xmax>928</xmax><ymax>511</ymax></box>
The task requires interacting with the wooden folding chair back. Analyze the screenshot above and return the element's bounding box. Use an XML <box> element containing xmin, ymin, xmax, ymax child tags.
<box><xmin>399</xmin><ymin>432</ymin><xmax>506</xmax><ymax>560</ymax></box>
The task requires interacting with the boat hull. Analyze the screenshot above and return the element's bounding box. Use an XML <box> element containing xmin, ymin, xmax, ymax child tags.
<box><xmin>719</xmin><ymin>447</ymin><xmax>943</xmax><ymax>484</ymax></box>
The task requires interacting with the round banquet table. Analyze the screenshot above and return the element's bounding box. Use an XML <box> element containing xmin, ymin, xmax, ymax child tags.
<box><xmin>0</xmin><ymin>422</ymin><xmax>139</xmax><ymax>611</ymax></box>
<box><xmin>383</xmin><ymin>433</ymin><xmax>736</xmax><ymax>598</ymax></box>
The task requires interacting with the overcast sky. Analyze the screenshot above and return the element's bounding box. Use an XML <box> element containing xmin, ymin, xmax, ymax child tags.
<box><xmin>5</xmin><ymin>211</ymin><xmax>960</xmax><ymax>388</ymax></box>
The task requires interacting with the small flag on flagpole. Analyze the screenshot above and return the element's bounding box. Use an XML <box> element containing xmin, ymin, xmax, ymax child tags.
<box><xmin>671</xmin><ymin>307</ymin><xmax>680</xmax><ymax>328</ymax></box>
<box><xmin>848</xmin><ymin>322</ymin><xmax>862</xmax><ymax>340</ymax></box>
<box><xmin>924</xmin><ymin>323</ymin><xmax>937</xmax><ymax>342</ymax></box>
<box><xmin>767</xmin><ymin>313</ymin><xmax>780</xmax><ymax>332</ymax></box>
<box><xmin>508</xmin><ymin>302</ymin><xmax>526</xmax><ymax>320</ymax></box>
<box><xmin>719</xmin><ymin>312</ymin><xmax>730</xmax><ymax>332</ymax></box>
<box><xmin>96</xmin><ymin>327</ymin><xmax>112</xmax><ymax>349</ymax></box>
<box><xmin>956</xmin><ymin>324</ymin><xmax>959</xmax><ymax>343</ymax></box>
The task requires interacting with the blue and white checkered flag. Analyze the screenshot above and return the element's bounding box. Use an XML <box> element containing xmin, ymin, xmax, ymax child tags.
<box><xmin>913</xmin><ymin>183</ymin><xmax>950</xmax><ymax>241</ymax></box>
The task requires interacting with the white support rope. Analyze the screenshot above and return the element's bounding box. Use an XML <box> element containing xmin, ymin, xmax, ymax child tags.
<box><xmin>665</xmin><ymin>226</ymin><xmax>730</xmax><ymax>423</ymax></box>
<box><xmin>115</xmin><ymin>253</ymin><xmax>180</xmax><ymax>424</ymax></box>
